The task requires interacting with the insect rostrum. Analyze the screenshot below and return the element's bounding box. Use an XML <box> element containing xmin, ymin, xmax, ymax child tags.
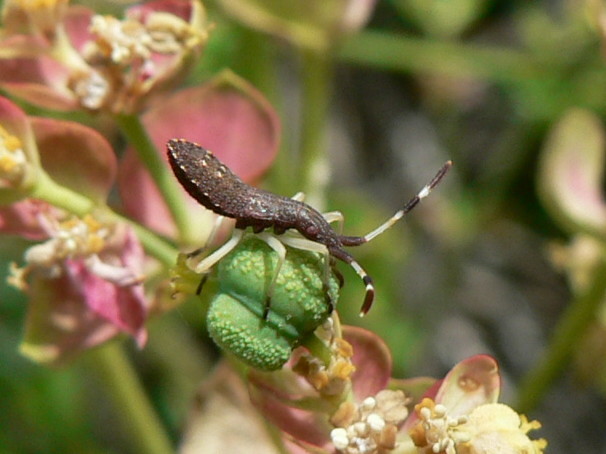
<box><xmin>167</xmin><ymin>138</ymin><xmax>451</xmax><ymax>316</ymax></box>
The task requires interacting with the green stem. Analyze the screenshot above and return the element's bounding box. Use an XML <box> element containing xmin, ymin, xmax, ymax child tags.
<box><xmin>302</xmin><ymin>332</ymin><xmax>332</xmax><ymax>365</ymax></box>
<box><xmin>87</xmin><ymin>342</ymin><xmax>175</xmax><ymax>454</ymax></box>
<box><xmin>298</xmin><ymin>49</ymin><xmax>333</xmax><ymax>206</ymax></box>
<box><xmin>515</xmin><ymin>257</ymin><xmax>606</xmax><ymax>413</ymax></box>
<box><xmin>115</xmin><ymin>114</ymin><xmax>195</xmax><ymax>245</ymax></box>
<box><xmin>232</xmin><ymin>28</ymin><xmax>291</xmax><ymax>196</ymax></box>
<box><xmin>339</xmin><ymin>30</ymin><xmax>543</xmax><ymax>84</ymax></box>
<box><xmin>32</xmin><ymin>170</ymin><xmax>95</xmax><ymax>215</ymax></box>
<box><xmin>32</xmin><ymin>170</ymin><xmax>177</xmax><ymax>266</ymax></box>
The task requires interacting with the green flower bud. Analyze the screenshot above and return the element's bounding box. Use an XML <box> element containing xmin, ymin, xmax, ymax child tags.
<box><xmin>207</xmin><ymin>235</ymin><xmax>339</xmax><ymax>371</ymax></box>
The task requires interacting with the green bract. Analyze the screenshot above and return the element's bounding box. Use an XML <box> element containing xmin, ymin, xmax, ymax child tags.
<box><xmin>206</xmin><ymin>235</ymin><xmax>339</xmax><ymax>371</ymax></box>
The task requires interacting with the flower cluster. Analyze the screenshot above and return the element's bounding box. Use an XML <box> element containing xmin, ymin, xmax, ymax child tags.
<box><xmin>247</xmin><ymin>316</ymin><xmax>546</xmax><ymax>454</ymax></box>
<box><xmin>178</xmin><ymin>300</ymin><xmax>546</xmax><ymax>454</ymax></box>
<box><xmin>172</xmin><ymin>238</ymin><xmax>544</xmax><ymax>454</ymax></box>
<box><xmin>0</xmin><ymin>0</ymin><xmax>281</xmax><ymax>365</ymax></box>
<box><xmin>1</xmin><ymin>0</ymin><xmax>209</xmax><ymax>113</ymax></box>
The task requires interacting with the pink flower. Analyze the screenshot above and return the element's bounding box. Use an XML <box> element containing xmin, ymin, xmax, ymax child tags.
<box><xmin>406</xmin><ymin>356</ymin><xmax>547</xmax><ymax>454</ymax></box>
<box><xmin>231</xmin><ymin>311</ymin><xmax>546</xmax><ymax>453</ymax></box>
<box><xmin>246</xmin><ymin>322</ymin><xmax>403</xmax><ymax>453</ymax></box>
<box><xmin>537</xmin><ymin>108</ymin><xmax>606</xmax><ymax>237</ymax></box>
<box><xmin>0</xmin><ymin>96</ymin><xmax>150</xmax><ymax>364</ymax></box>
<box><xmin>0</xmin><ymin>0</ymin><xmax>210</xmax><ymax>113</ymax></box>
<box><xmin>0</xmin><ymin>96</ymin><xmax>41</xmax><ymax>203</ymax></box>
<box><xmin>11</xmin><ymin>212</ymin><xmax>149</xmax><ymax>365</ymax></box>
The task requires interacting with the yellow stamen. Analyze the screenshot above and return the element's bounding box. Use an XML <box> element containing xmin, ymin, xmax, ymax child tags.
<box><xmin>0</xmin><ymin>125</ymin><xmax>27</xmax><ymax>184</ymax></box>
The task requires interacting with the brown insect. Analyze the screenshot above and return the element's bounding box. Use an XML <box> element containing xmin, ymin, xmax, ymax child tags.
<box><xmin>167</xmin><ymin>138</ymin><xmax>451</xmax><ymax>317</ymax></box>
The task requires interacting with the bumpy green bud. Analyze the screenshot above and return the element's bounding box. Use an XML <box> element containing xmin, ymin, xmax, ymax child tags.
<box><xmin>207</xmin><ymin>235</ymin><xmax>339</xmax><ymax>371</ymax></box>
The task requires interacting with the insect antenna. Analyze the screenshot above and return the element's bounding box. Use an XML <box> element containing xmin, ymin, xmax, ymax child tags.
<box><xmin>339</xmin><ymin>160</ymin><xmax>452</xmax><ymax>246</ymax></box>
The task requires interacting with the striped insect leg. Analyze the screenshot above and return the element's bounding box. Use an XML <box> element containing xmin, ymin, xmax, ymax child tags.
<box><xmin>329</xmin><ymin>247</ymin><xmax>375</xmax><ymax>317</ymax></box>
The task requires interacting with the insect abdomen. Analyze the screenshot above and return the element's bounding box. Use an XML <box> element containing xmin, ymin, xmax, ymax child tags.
<box><xmin>167</xmin><ymin>139</ymin><xmax>252</xmax><ymax>218</ymax></box>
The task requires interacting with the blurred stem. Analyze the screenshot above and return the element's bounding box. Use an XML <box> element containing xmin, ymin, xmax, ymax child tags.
<box><xmin>31</xmin><ymin>170</ymin><xmax>176</xmax><ymax>266</ymax></box>
<box><xmin>516</xmin><ymin>257</ymin><xmax>606</xmax><ymax>413</ymax></box>
<box><xmin>299</xmin><ymin>49</ymin><xmax>333</xmax><ymax>206</ymax></box>
<box><xmin>88</xmin><ymin>342</ymin><xmax>174</xmax><ymax>454</ymax></box>
<box><xmin>302</xmin><ymin>332</ymin><xmax>332</xmax><ymax>365</ymax></box>
<box><xmin>115</xmin><ymin>114</ymin><xmax>195</xmax><ymax>245</ymax></box>
<box><xmin>232</xmin><ymin>25</ymin><xmax>277</xmax><ymax>99</ymax></box>
<box><xmin>230</xmin><ymin>27</ymin><xmax>292</xmax><ymax>194</ymax></box>
<box><xmin>339</xmin><ymin>30</ymin><xmax>543</xmax><ymax>84</ymax></box>
<box><xmin>32</xmin><ymin>170</ymin><xmax>94</xmax><ymax>215</ymax></box>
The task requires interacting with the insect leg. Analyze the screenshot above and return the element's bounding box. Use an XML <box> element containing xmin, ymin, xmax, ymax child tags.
<box><xmin>195</xmin><ymin>274</ymin><xmax>209</xmax><ymax>295</ymax></box>
<box><xmin>187</xmin><ymin>216</ymin><xmax>229</xmax><ymax>294</ymax></box>
<box><xmin>186</xmin><ymin>215</ymin><xmax>227</xmax><ymax>259</ymax></box>
<box><xmin>278</xmin><ymin>235</ymin><xmax>335</xmax><ymax>311</ymax></box>
<box><xmin>291</xmin><ymin>192</ymin><xmax>306</xmax><ymax>202</ymax></box>
<box><xmin>339</xmin><ymin>161</ymin><xmax>452</xmax><ymax>246</ymax></box>
<box><xmin>322</xmin><ymin>211</ymin><xmax>344</xmax><ymax>234</ymax></box>
<box><xmin>188</xmin><ymin>229</ymin><xmax>244</xmax><ymax>274</ymax></box>
<box><xmin>330</xmin><ymin>257</ymin><xmax>345</xmax><ymax>288</ymax></box>
<box><xmin>329</xmin><ymin>247</ymin><xmax>375</xmax><ymax>317</ymax></box>
<box><xmin>257</xmin><ymin>232</ymin><xmax>287</xmax><ymax>319</ymax></box>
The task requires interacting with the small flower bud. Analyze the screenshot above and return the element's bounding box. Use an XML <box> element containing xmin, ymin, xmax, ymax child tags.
<box><xmin>204</xmin><ymin>235</ymin><xmax>340</xmax><ymax>370</ymax></box>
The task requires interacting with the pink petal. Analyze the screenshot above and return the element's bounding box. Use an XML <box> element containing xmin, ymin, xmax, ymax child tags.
<box><xmin>402</xmin><ymin>355</ymin><xmax>500</xmax><ymax>431</ymax></box>
<box><xmin>68</xmin><ymin>259</ymin><xmax>148</xmax><ymax>345</ymax></box>
<box><xmin>31</xmin><ymin>117</ymin><xmax>117</xmax><ymax>202</ymax></box>
<box><xmin>63</xmin><ymin>6</ymin><xmax>95</xmax><ymax>53</ymax></box>
<box><xmin>118</xmin><ymin>148</ymin><xmax>221</xmax><ymax>238</ymax></box>
<box><xmin>119</xmin><ymin>225</ymin><xmax>146</xmax><ymax>275</ymax></box>
<box><xmin>434</xmin><ymin>354</ymin><xmax>500</xmax><ymax>417</ymax></box>
<box><xmin>19</xmin><ymin>225</ymin><xmax>150</xmax><ymax>364</ymax></box>
<box><xmin>20</xmin><ymin>270</ymin><xmax>123</xmax><ymax>365</ymax></box>
<box><xmin>248</xmin><ymin>384</ymin><xmax>333</xmax><ymax>450</ymax></box>
<box><xmin>344</xmin><ymin>325</ymin><xmax>392</xmax><ymax>400</ymax></box>
<box><xmin>0</xmin><ymin>34</ymin><xmax>50</xmax><ymax>58</ymax></box>
<box><xmin>181</xmin><ymin>362</ymin><xmax>308</xmax><ymax>453</ymax></box>
<box><xmin>84</xmin><ymin>226</ymin><xmax>148</xmax><ymax>344</ymax></box>
<box><xmin>246</xmin><ymin>327</ymin><xmax>393</xmax><ymax>450</ymax></box>
<box><xmin>0</xmin><ymin>95</ymin><xmax>34</xmax><ymax>144</ymax></box>
<box><xmin>538</xmin><ymin>108</ymin><xmax>606</xmax><ymax>235</ymax></box>
<box><xmin>0</xmin><ymin>57</ymin><xmax>78</xmax><ymax>111</ymax></box>
<box><xmin>0</xmin><ymin>95</ymin><xmax>40</xmax><ymax>203</ymax></box>
<box><xmin>143</xmin><ymin>71</ymin><xmax>280</xmax><ymax>181</ymax></box>
<box><xmin>0</xmin><ymin>200</ymin><xmax>47</xmax><ymax>238</ymax></box>
<box><xmin>127</xmin><ymin>0</ymin><xmax>196</xmax><ymax>22</ymax></box>
<box><xmin>119</xmin><ymin>149</ymin><xmax>182</xmax><ymax>238</ymax></box>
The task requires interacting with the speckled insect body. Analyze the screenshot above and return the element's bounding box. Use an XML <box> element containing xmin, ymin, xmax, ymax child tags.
<box><xmin>167</xmin><ymin>138</ymin><xmax>451</xmax><ymax>316</ymax></box>
<box><xmin>169</xmin><ymin>139</ymin><xmax>343</xmax><ymax>241</ymax></box>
